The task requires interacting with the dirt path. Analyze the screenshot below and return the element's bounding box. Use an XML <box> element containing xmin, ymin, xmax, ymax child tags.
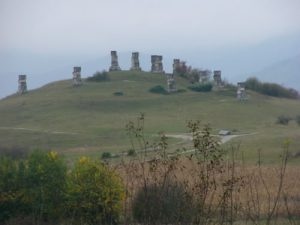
<box><xmin>164</xmin><ymin>132</ymin><xmax>258</xmax><ymax>156</ymax></box>
<box><xmin>165</xmin><ymin>132</ymin><xmax>258</xmax><ymax>144</ymax></box>
<box><xmin>0</xmin><ymin>126</ymin><xmax>79</xmax><ymax>135</ymax></box>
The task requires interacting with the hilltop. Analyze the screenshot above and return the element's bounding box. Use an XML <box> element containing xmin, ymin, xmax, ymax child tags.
<box><xmin>0</xmin><ymin>71</ymin><xmax>299</xmax><ymax>163</ymax></box>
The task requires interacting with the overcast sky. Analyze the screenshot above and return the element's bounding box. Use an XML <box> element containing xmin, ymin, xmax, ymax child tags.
<box><xmin>0</xmin><ymin>0</ymin><xmax>300</xmax><ymax>98</ymax></box>
<box><xmin>1</xmin><ymin>0</ymin><xmax>300</xmax><ymax>55</ymax></box>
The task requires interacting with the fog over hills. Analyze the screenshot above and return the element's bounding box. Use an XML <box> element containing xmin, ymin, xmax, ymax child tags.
<box><xmin>253</xmin><ymin>55</ymin><xmax>300</xmax><ymax>90</ymax></box>
<box><xmin>1</xmin><ymin>0</ymin><xmax>300</xmax><ymax>99</ymax></box>
<box><xmin>0</xmin><ymin>33</ymin><xmax>299</xmax><ymax>99</ymax></box>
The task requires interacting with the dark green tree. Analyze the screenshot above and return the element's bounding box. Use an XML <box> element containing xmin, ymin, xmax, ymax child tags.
<box><xmin>25</xmin><ymin>150</ymin><xmax>67</xmax><ymax>224</ymax></box>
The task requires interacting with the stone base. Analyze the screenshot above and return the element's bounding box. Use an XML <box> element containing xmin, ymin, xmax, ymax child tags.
<box><xmin>151</xmin><ymin>70</ymin><xmax>165</xmax><ymax>74</ymax></box>
<box><xmin>109</xmin><ymin>66</ymin><xmax>121</xmax><ymax>71</ymax></box>
<box><xmin>167</xmin><ymin>88</ymin><xmax>177</xmax><ymax>93</ymax></box>
<box><xmin>212</xmin><ymin>85</ymin><xmax>223</xmax><ymax>91</ymax></box>
<box><xmin>130</xmin><ymin>67</ymin><xmax>142</xmax><ymax>72</ymax></box>
<box><xmin>73</xmin><ymin>79</ymin><xmax>82</xmax><ymax>86</ymax></box>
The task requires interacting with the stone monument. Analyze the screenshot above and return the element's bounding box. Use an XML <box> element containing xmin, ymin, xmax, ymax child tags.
<box><xmin>237</xmin><ymin>82</ymin><xmax>247</xmax><ymax>100</ymax></box>
<box><xmin>172</xmin><ymin>59</ymin><xmax>188</xmax><ymax>75</ymax></box>
<box><xmin>18</xmin><ymin>75</ymin><xmax>27</xmax><ymax>94</ymax></box>
<box><xmin>109</xmin><ymin>51</ymin><xmax>121</xmax><ymax>71</ymax></box>
<box><xmin>167</xmin><ymin>74</ymin><xmax>177</xmax><ymax>93</ymax></box>
<box><xmin>151</xmin><ymin>55</ymin><xmax>164</xmax><ymax>73</ymax></box>
<box><xmin>213</xmin><ymin>70</ymin><xmax>222</xmax><ymax>86</ymax></box>
<box><xmin>173</xmin><ymin>59</ymin><xmax>180</xmax><ymax>74</ymax></box>
<box><xmin>130</xmin><ymin>52</ymin><xmax>141</xmax><ymax>71</ymax></box>
<box><xmin>73</xmin><ymin>67</ymin><xmax>82</xmax><ymax>86</ymax></box>
<box><xmin>213</xmin><ymin>70</ymin><xmax>222</xmax><ymax>90</ymax></box>
<box><xmin>199</xmin><ymin>70</ymin><xmax>211</xmax><ymax>83</ymax></box>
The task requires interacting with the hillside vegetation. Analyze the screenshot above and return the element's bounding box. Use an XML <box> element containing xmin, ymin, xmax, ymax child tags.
<box><xmin>0</xmin><ymin>71</ymin><xmax>299</xmax><ymax>163</ymax></box>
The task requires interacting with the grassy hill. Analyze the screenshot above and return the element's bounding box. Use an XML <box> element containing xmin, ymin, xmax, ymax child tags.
<box><xmin>0</xmin><ymin>71</ymin><xmax>299</xmax><ymax>163</ymax></box>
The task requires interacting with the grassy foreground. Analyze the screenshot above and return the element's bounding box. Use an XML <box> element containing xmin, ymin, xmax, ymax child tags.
<box><xmin>0</xmin><ymin>71</ymin><xmax>299</xmax><ymax>163</ymax></box>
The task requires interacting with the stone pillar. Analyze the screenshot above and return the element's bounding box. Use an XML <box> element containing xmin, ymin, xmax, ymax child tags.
<box><xmin>151</xmin><ymin>55</ymin><xmax>164</xmax><ymax>73</ymax></box>
<box><xmin>173</xmin><ymin>59</ymin><xmax>180</xmax><ymax>74</ymax></box>
<box><xmin>109</xmin><ymin>51</ymin><xmax>121</xmax><ymax>71</ymax></box>
<box><xmin>237</xmin><ymin>82</ymin><xmax>247</xmax><ymax>100</ymax></box>
<box><xmin>199</xmin><ymin>70</ymin><xmax>211</xmax><ymax>83</ymax></box>
<box><xmin>167</xmin><ymin>74</ymin><xmax>177</xmax><ymax>93</ymax></box>
<box><xmin>213</xmin><ymin>70</ymin><xmax>222</xmax><ymax>90</ymax></box>
<box><xmin>73</xmin><ymin>67</ymin><xmax>82</xmax><ymax>86</ymax></box>
<box><xmin>18</xmin><ymin>75</ymin><xmax>27</xmax><ymax>94</ymax></box>
<box><xmin>130</xmin><ymin>52</ymin><xmax>141</xmax><ymax>71</ymax></box>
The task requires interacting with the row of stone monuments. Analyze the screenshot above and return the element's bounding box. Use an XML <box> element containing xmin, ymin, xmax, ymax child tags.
<box><xmin>108</xmin><ymin>51</ymin><xmax>164</xmax><ymax>73</ymax></box>
<box><xmin>16</xmin><ymin>50</ymin><xmax>247</xmax><ymax>100</ymax></box>
<box><xmin>17</xmin><ymin>71</ymin><xmax>247</xmax><ymax>99</ymax></box>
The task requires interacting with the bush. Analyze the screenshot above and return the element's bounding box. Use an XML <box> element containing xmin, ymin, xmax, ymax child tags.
<box><xmin>177</xmin><ymin>88</ymin><xmax>187</xmax><ymax>93</ymax></box>
<box><xmin>67</xmin><ymin>157</ymin><xmax>124</xmax><ymax>225</ymax></box>
<box><xmin>188</xmin><ymin>82</ymin><xmax>213</xmax><ymax>92</ymax></box>
<box><xmin>245</xmin><ymin>77</ymin><xmax>262</xmax><ymax>91</ymax></box>
<box><xmin>127</xmin><ymin>149</ymin><xmax>136</xmax><ymax>156</ymax></box>
<box><xmin>132</xmin><ymin>181</ymin><xmax>193</xmax><ymax>224</ymax></box>
<box><xmin>0</xmin><ymin>151</ymin><xmax>67</xmax><ymax>224</ymax></box>
<box><xmin>149</xmin><ymin>85</ymin><xmax>168</xmax><ymax>94</ymax></box>
<box><xmin>87</xmin><ymin>70</ymin><xmax>110</xmax><ymax>82</ymax></box>
<box><xmin>277</xmin><ymin>115</ymin><xmax>291</xmax><ymax>125</ymax></box>
<box><xmin>113</xmin><ymin>91</ymin><xmax>124</xmax><ymax>96</ymax></box>
<box><xmin>101</xmin><ymin>152</ymin><xmax>112</xmax><ymax>159</ymax></box>
<box><xmin>245</xmin><ymin>77</ymin><xmax>299</xmax><ymax>99</ymax></box>
<box><xmin>0</xmin><ymin>157</ymin><xmax>27</xmax><ymax>222</ymax></box>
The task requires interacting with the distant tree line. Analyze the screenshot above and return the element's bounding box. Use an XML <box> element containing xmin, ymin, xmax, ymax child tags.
<box><xmin>86</xmin><ymin>70</ymin><xmax>110</xmax><ymax>82</ymax></box>
<box><xmin>245</xmin><ymin>77</ymin><xmax>299</xmax><ymax>99</ymax></box>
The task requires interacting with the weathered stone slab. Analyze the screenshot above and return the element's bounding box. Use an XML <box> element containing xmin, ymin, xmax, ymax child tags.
<box><xmin>151</xmin><ymin>55</ymin><xmax>164</xmax><ymax>73</ymax></box>
<box><xmin>109</xmin><ymin>51</ymin><xmax>121</xmax><ymax>71</ymax></box>
<box><xmin>237</xmin><ymin>82</ymin><xmax>247</xmax><ymax>100</ymax></box>
<box><xmin>18</xmin><ymin>75</ymin><xmax>27</xmax><ymax>94</ymax></box>
<box><xmin>73</xmin><ymin>67</ymin><xmax>82</xmax><ymax>86</ymax></box>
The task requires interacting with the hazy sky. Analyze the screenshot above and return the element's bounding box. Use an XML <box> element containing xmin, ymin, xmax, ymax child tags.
<box><xmin>0</xmin><ymin>0</ymin><xmax>300</xmax><ymax>99</ymax></box>
<box><xmin>1</xmin><ymin>0</ymin><xmax>300</xmax><ymax>55</ymax></box>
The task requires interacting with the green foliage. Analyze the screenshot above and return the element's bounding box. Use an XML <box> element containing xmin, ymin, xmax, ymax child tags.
<box><xmin>245</xmin><ymin>77</ymin><xmax>262</xmax><ymax>91</ymax></box>
<box><xmin>177</xmin><ymin>88</ymin><xmax>187</xmax><ymax>93</ymax></box>
<box><xmin>113</xmin><ymin>91</ymin><xmax>124</xmax><ymax>96</ymax></box>
<box><xmin>66</xmin><ymin>157</ymin><xmax>125</xmax><ymax>225</ymax></box>
<box><xmin>101</xmin><ymin>151</ymin><xmax>112</xmax><ymax>159</ymax></box>
<box><xmin>25</xmin><ymin>150</ymin><xmax>67</xmax><ymax>223</ymax></box>
<box><xmin>87</xmin><ymin>70</ymin><xmax>110</xmax><ymax>82</ymax></box>
<box><xmin>225</xmin><ymin>82</ymin><xmax>237</xmax><ymax>91</ymax></box>
<box><xmin>0</xmin><ymin>152</ymin><xmax>125</xmax><ymax>225</ymax></box>
<box><xmin>277</xmin><ymin>115</ymin><xmax>291</xmax><ymax>125</ymax></box>
<box><xmin>149</xmin><ymin>85</ymin><xmax>168</xmax><ymax>94</ymax></box>
<box><xmin>0</xmin><ymin>157</ymin><xmax>27</xmax><ymax>222</ymax></box>
<box><xmin>245</xmin><ymin>77</ymin><xmax>299</xmax><ymax>99</ymax></box>
<box><xmin>188</xmin><ymin>82</ymin><xmax>213</xmax><ymax>92</ymax></box>
<box><xmin>127</xmin><ymin>149</ymin><xmax>136</xmax><ymax>156</ymax></box>
<box><xmin>0</xmin><ymin>151</ymin><xmax>67</xmax><ymax>224</ymax></box>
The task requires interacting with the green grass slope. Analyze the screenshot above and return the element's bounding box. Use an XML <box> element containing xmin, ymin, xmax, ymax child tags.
<box><xmin>0</xmin><ymin>71</ymin><xmax>299</xmax><ymax>163</ymax></box>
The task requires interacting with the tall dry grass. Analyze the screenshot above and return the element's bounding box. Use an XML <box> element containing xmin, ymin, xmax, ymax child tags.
<box><xmin>118</xmin><ymin>115</ymin><xmax>300</xmax><ymax>225</ymax></box>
